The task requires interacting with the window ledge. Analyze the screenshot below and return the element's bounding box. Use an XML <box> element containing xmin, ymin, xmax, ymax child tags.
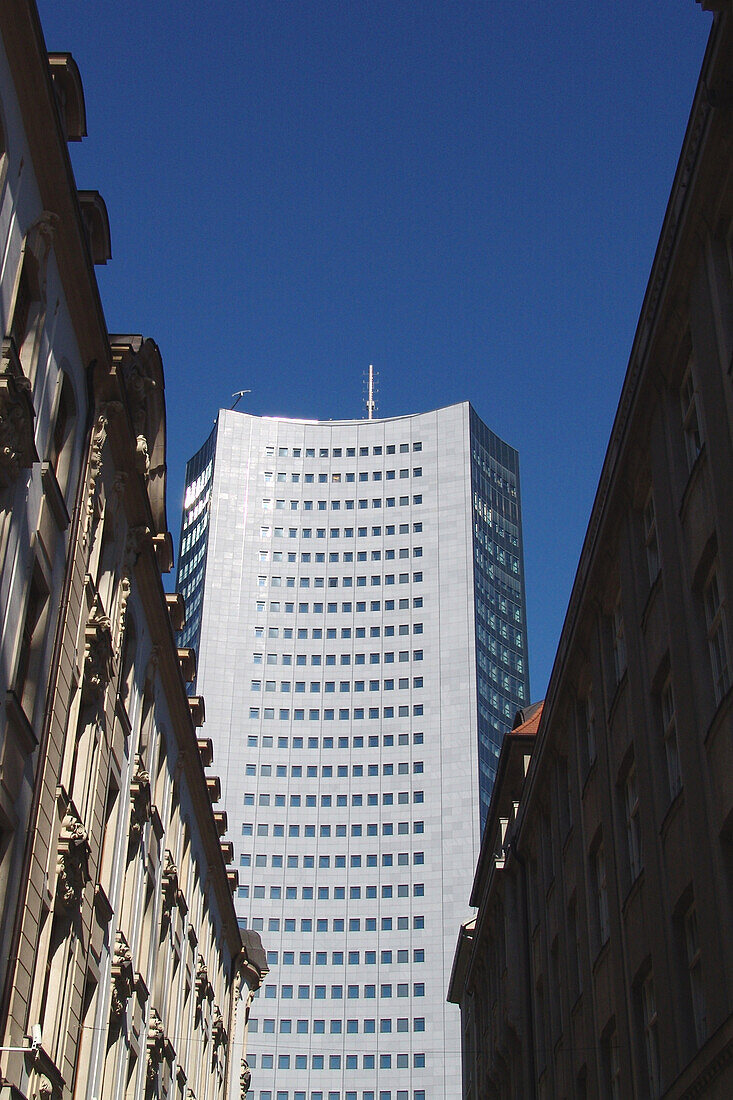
<box><xmin>705</xmin><ymin>683</ymin><xmax>733</xmax><ymax>746</ymax></box>
<box><xmin>679</xmin><ymin>442</ymin><xmax>707</xmax><ymax>525</ymax></box>
<box><xmin>41</xmin><ymin>460</ymin><xmax>70</xmax><ymax>531</ymax></box>
<box><xmin>592</xmin><ymin>938</ymin><xmax>611</xmax><ymax>974</ymax></box>
<box><xmin>607</xmin><ymin>669</ymin><xmax>628</xmax><ymax>726</ymax></box>
<box><xmin>640</xmin><ymin>570</ymin><xmax>663</xmax><ymax>633</ymax></box>
<box><xmin>581</xmin><ymin>757</ymin><xmax>598</xmax><ymax>800</ymax></box>
<box><xmin>622</xmin><ymin>869</ymin><xmax>644</xmax><ymax>915</ymax></box>
<box><xmin>660</xmin><ymin>788</ymin><xmax>684</xmax><ymax>839</ymax></box>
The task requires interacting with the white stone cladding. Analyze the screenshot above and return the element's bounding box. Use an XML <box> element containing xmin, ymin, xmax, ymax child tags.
<box><xmin>183</xmin><ymin>403</ymin><xmax>526</xmax><ymax>1100</ymax></box>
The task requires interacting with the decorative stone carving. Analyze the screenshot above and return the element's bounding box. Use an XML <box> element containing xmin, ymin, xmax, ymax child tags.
<box><xmin>0</xmin><ymin>337</ymin><xmax>38</xmax><ymax>488</ymax></box>
<box><xmin>110</xmin><ymin>930</ymin><xmax>134</xmax><ymax>1018</ymax></box>
<box><xmin>211</xmin><ymin>1004</ymin><xmax>225</xmax><ymax>1050</ymax></box>
<box><xmin>195</xmin><ymin>954</ymin><xmax>209</xmax><ymax>1002</ymax></box>
<box><xmin>83</xmin><ymin>593</ymin><xmax>114</xmax><ymax>702</ymax></box>
<box><xmin>240</xmin><ymin>1059</ymin><xmax>251</xmax><ymax>1097</ymax></box>
<box><xmin>56</xmin><ymin>808</ymin><xmax>90</xmax><ymax>910</ymax></box>
<box><xmin>37</xmin><ymin>1076</ymin><xmax>53</xmax><ymax>1099</ymax></box>
<box><xmin>161</xmin><ymin>849</ymin><xmax>179</xmax><ymax>913</ymax></box>
<box><xmin>84</xmin><ymin>401</ymin><xmax>122</xmax><ymax>545</ymax></box>
<box><xmin>122</xmin><ymin>355</ymin><xmax>156</xmax><ymax>477</ymax></box>
<box><xmin>129</xmin><ymin>753</ymin><xmax>151</xmax><ymax>842</ymax></box>
<box><xmin>146</xmin><ymin>1008</ymin><xmax>165</xmax><ymax>1080</ymax></box>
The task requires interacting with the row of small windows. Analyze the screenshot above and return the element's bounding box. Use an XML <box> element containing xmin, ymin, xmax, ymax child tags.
<box><xmin>259</xmin><ymin>548</ymin><xmax>422</xmax><ymax>563</ymax></box>
<box><xmin>259</xmin><ymin>983</ymin><xmax>426</xmax><ymax>999</ymax></box>
<box><xmin>265</xmin><ymin>948</ymin><xmax>424</xmax><ymax>964</ymax></box>
<box><xmin>255</xmin><ymin>1089</ymin><xmax>426</xmax><ymax>1100</ymax></box>
<box><xmin>251</xmin><ymin>1051</ymin><xmax>425</xmax><ymax>1071</ymax></box>
<box><xmin>262</xmin><ymin>497</ymin><xmax>424</xmax><ymax>513</ymax></box>
<box><xmin>244</xmin><ymin>791</ymin><xmax>425</xmax><ymax>808</ymax></box>
<box><xmin>248</xmin><ymin>914</ymin><xmax>425</xmax><ymax>933</ymax></box>
<box><xmin>252</xmin><ymin>1051</ymin><xmax>426</xmax><ymax>1073</ymax></box>
<box><xmin>241</xmin><ymin>883</ymin><xmax>426</xmax><ymax>901</ymax></box>
<box><xmin>264</xmin><ymin>442</ymin><xmax>422</xmax><ymax>458</ymax></box>
<box><xmin>256</xmin><ymin>624</ymin><xmax>423</xmax><ymax>640</ymax></box>
<box><xmin>260</xmin><ymin>524</ymin><xmax>422</xmax><ymax>540</ymax></box>
<box><xmin>251</xmin><ymin>678</ymin><xmax>424</xmax><ymax>693</ymax></box>
<box><xmin>247</xmin><ymin>705</ymin><xmax>425</xmax><ymax>721</ymax></box>
<box><xmin>244</xmin><ymin>732</ymin><xmax>424</xmax><ymax>749</ymax></box>
<box><xmin>257</xmin><ymin>573</ymin><xmax>424</xmax><ymax>588</ymax></box>
<box><xmin>256</xmin><ymin>1090</ymin><xmax>426</xmax><ymax>1100</ymax></box>
<box><xmin>256</xmin><ymin>599</ymin><xmax>424</xmax><ymax>615</ymax></box>
<box><xmin>242</xmin><ymin>822</ymin><xmax>424</xmax><ymax>838</ymax></box>
<box><xmin>246</xmin><ymin>762</ymin><xmax>423</xmax><ymax>777</ymax></box>
<box><xmin>255</xmin><ymin>652</ymin><xmax>423</xmax><ymax>667</ymax></box>
<box><xmin>264</xmin><ymin>468</ymin><xmax>422</xmax><ymax>484</ymax></box>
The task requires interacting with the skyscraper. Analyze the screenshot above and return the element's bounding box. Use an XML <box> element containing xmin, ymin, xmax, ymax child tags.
<box><xmin>175</xmin><ymin>401</ymin><xmax>529</xmax><ymax>1099</ymax></box>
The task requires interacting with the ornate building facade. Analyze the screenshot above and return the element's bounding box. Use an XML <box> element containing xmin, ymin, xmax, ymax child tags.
<box><xmin>449</xmin><ymin>3</ymin><xmax>733</xmax><ymax>1097</ymax></box>
<box><xmin>0</xmin><ymin>3</ymin><xmax>265</xmax><ymax>1099</ymax></box>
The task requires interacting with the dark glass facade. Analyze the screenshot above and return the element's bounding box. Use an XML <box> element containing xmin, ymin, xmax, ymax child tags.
<box><xmin>175</xmin><ymin>422</ymin><xmax>217</xmax><ymax>669</ymax></box>
<box><xmin>469</xmin><ymin>406</ymin><xmax>530</xmax><ymax>825</ymax></box>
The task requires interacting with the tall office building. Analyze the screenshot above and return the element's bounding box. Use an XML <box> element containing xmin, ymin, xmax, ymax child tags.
<box><xmin>175</xmin><ymin>402</ymin><xmax>529</xmax><ymax>1099</ymax></box>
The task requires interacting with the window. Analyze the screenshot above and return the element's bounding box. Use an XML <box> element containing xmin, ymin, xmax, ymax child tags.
<box><xmin>612</xmin><ymin>593</ymin><xmax>626</xmax><ymax>684</ymax></box>
<box><xmin>580</xmin><ymin>690</ymin><xmax>596</xmax><ymax>771</ymax></box>
<box><xmin>643</xmin><ymin>490</ymin><xmax>660</xmax><ymax>582</ymax></box>
<box><xmin>603</xmin><ymin>1028</ymin><xmax>621</xmax><ymax>1100</ymax></box>
<box><xmin>685</xmin><ymin>905</ymin><xmax>706</xmax><ymax>1045</ymax></box>
<box><xmin>593</xmin><ymin>843</ymin><xmax>610</xmax><ymax>946</ymax></box>
<box><xmin>13</xmin><ymin>564</ymin><xmax>49</xmax><ymax>716</ymax></box>
<box><xmin>681</xmin><ymin>360</ymin><xmax>702</xmax><ymax>471</ymax></box>
<box><xmin>623</xmin><ymin>764</ymin><xmax>642</xmax><ymax>882</ymax></box>
<box><xmin>661</xmin><ymin>675</ymin><xmax>681</xmax><ymax>799</ymax></box>
<box><xmin>704</xmin><ymin>564</ymin><xmax>730</xmax><ymax>704</ymax></box>
<box><xmin>641</xmin><ymin>973</ymin><xmax>660</xmax><ymax>1098</ymax></box>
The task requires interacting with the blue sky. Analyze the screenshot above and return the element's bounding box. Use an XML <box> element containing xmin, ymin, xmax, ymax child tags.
<box><xmin>37</xmin><ymin>0</ymin><xmax>712</xmax><ymax>698</ymax></box>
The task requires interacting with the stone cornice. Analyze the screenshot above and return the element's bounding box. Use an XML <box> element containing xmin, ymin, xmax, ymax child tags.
<box><xmin>0</xmin><ymin>1</ymin><xmax>113</xmax><ymax>379</ymax></box>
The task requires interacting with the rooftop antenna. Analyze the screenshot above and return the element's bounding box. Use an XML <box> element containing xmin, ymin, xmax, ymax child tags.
<box><xmin>364</xmin><ymin>364</ymin><xmax>378</xmax><ymax>420</ymax></box>
<box><xmin>231</xmin><ymin>389</ymin><xmax>251</xmax><ymax>410</ymax></box>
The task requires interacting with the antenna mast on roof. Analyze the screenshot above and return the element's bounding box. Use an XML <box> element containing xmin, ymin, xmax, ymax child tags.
<box><xmin>364</xmin><ymin>364</ymin><xmax>378</xmax><ymax>420</ymax></box>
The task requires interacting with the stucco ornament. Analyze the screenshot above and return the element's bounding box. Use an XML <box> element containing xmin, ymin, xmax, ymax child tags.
<box><xmin>83</xmin><ymin>593</ymin><xmax>114</xmax><ymax>702</ymax></box>
<box><xmin>195</xmin><ymin>954</ymin><xmax>209</xmax><ymax>1001</ymax></box>
<box><xmin>129</xmin><ymin>753</ymin><xmax>151</xmax><ymax>842</ymax></box>
<box><xmin>146</xmin><ymin>1008</ymin><xmax>165</xmax><ymax>1080</ymax></box>
<box><xmin>110</xmin><ymin>930</ymin><xmax>134</xmax><ymax>1017</ymax></box>
<box><xmin>240</xmin><ymin>1058</ymin><xmax>251</xmax><ymax>1097</ymax></box>
<box><xmin>161</xmin><ymin>849</ymin><xmax>179</xmax><ymax>912</ymax></box>
<box><xmin>56</xmin><ymin>809</ymin><xmax>90</xmax><ymax>910</ymax></box>
<box><xmin>211</xmin><ymin>1004</ymin><xmax>225</xmax><ymax>1050</ymax></box>
<box><xmin>122</xmin><ymin>355</ymin><xmax>156</xmax><ymax>477</ymax></box>
<box><xmin>0</xmin><ymin>339</ymin><xmax>37</xmax><ymax>488</ymax></box>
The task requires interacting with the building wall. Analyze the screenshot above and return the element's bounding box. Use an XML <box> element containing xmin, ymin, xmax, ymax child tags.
<box><xmin>176</xmin><ymin>403</ymin><xmax>529</xmax><ymax>1100</ymax></box>
<box><xmin>450</xmin><ymin>5</ymin><xmax>733</xmax><ymax>1098</ymax></box>
<box><xmin>0</xmin><ymin>5</ymin><xmax>265</xmax><ymax>1099</ymax></box>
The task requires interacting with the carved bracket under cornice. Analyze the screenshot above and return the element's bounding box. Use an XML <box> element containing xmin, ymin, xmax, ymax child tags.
<box><xmin>211</xmin><ymin>1004</ymin><xmax>225</xmax><ymax>1052</ymax></box>
<box><xmin>195</xmin><ymin>954</ymin><xmax>210</xmax><ymax>1003</ymax></box>
<box><xmin>161</xmin><ymin>849</ymin><xmax>179</xmax><ymax>914</ymax></box>
<box><xmin>0</xmin><ymin>336</ymin><xmax>39</xmax><ymax>488</ymax></box>
<box><xmin>56</xmin><ymin>808</ymin><xmax>90</xmax><ymax>911</ymax></box>
<box><xmin>83</xmin><ymin>594</ymin><xmax>114</xmax><ymax>703</ymax></box>
<box><xmin>110</xmin><ymin>929</ymin><xmax>134</xmax><ymax>1018</ymax></box>
<box><xmin>146</xmin><ymin>1008</ymin><xmax>165</xmax><ymax>1080</ymax></box>
<box><xmin>129</xmin><ymin>753</ymin><xmax>151</xmax><ymax>843</ymax></box>
<box><xmin>121</xmin><ymin>354</ymin><xmax>157</xmax><ymax>478</ymax></box>
<box><xmin>240</xmin><ymin>1058</ymin><xmax>252</xmax><ymax>1098</ymax></box>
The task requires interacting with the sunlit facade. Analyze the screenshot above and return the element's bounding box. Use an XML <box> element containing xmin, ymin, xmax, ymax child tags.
<box><xmin>175</xmin><ymin>402</ymin><xmax>529</xmax><ymax>1099</ymax></box>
